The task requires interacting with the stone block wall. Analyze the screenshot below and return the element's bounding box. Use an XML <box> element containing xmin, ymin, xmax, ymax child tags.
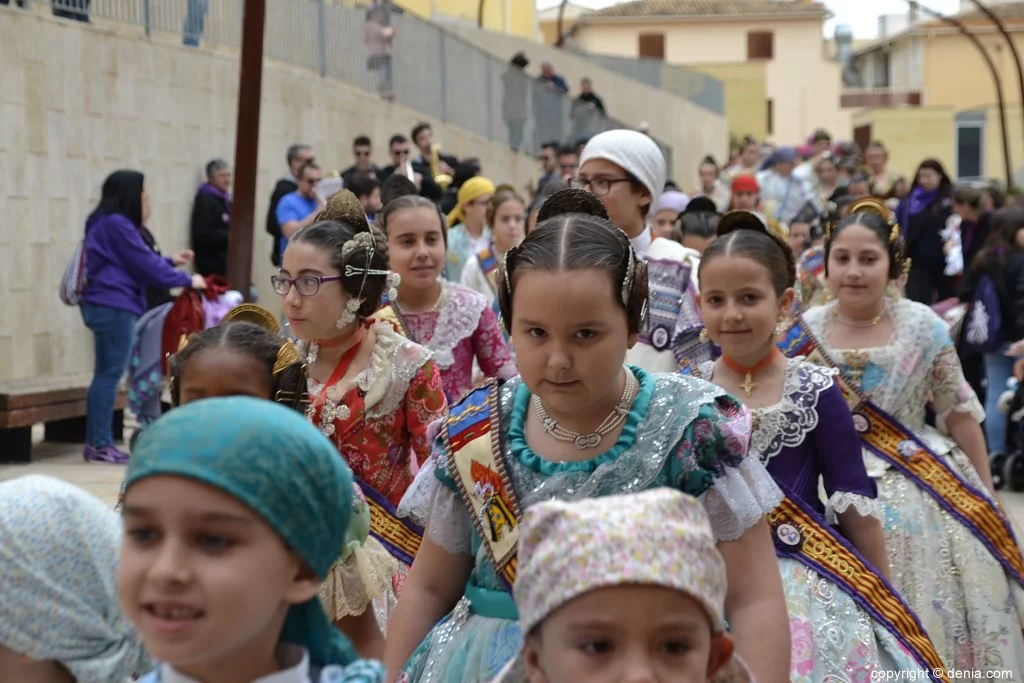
<box><xmin>0</xmin><ymin>6</ymin><xmax>536</xmax><ymax>381</ymax></box>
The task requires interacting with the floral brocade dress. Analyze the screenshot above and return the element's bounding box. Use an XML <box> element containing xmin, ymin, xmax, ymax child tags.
<box><xmin>384</xmin><ymin>282</ymin><xmax>516</xmax><ymax>404</ymax></box>
<box><xmin>396</xmin><ymin>368</ymin><xmax>783</xmax><ymax>682</ymax></box>
<box><xmin>697</xmin><ymin>358</ymin><xmax>929</xmax><ymax>681</ymax></box>
<box><xmin>802</xmin><ymin>299</ymin><xmax>1024</xmax><ymax>673</ymax></box>
<box><xmin>304</xmin><ymin>320</ymin><xmax>448</xmax><ymax>628</ymax></box>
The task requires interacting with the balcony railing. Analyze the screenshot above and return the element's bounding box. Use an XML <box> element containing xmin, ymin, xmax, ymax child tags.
<box><xmin>841</xmin><ymin>88</ymin><xmax>923</xmax><ymax>109</ymax></box>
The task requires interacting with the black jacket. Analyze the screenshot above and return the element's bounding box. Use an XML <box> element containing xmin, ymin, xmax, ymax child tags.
<box><xmin>904</xmin><ymin>197</ymin><xmax>955</xmax><ymax>305</ymax></box>
<box><xmin>266</xmin><ymin>178</ymin><xmax>297</xmax><ymax>266</ymax></box>
<box><xmin>190</xmin><ymin>191</ymin><xmax>230</xmax><ymax>277</ymax></box>
<box><xmin>965</xmin><ymin>250</ymin><xmax>1024</xmax><ymax>342</ymax></box>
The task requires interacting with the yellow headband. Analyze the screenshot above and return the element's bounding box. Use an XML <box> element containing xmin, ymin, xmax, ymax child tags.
<box><xmin>447</xmin><ymin>177</ymin><xmax>496</xmax><ymax>227</ymax></box>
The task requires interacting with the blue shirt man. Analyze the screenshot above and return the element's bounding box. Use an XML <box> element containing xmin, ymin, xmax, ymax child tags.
<box><xmin>276</xmin><ymin>162</ymin><xmax>323</xmax><ymax>255</ymax></box>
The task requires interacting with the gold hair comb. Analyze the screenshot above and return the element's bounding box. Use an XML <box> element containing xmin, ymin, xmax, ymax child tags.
<box><xmin>273</xmin><ymin>340</ymin><xmax>301</xmax><ymax>378</ymax></box>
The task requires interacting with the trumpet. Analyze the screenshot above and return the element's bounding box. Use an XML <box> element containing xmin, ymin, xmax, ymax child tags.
<box><xmin>430</xmin><ymin>143</ymin><xmax>453</xmax><ymax>191</ymax></box>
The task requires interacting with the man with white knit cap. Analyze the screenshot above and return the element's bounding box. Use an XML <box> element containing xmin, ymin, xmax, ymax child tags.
<box><xmin>577</xmin><ymin>129</ymin><xmax>711</xmax><ymax>373</ymax></box>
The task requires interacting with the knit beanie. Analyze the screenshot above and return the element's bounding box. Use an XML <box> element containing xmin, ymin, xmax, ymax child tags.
<box><xmin>580</xmin><ymin>130</ymin><xmax>667</xmax><ymax>211</ymax></box>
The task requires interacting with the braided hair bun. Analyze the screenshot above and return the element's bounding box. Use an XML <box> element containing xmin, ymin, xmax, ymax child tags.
<box><xmin>318</xmin><ymin>189</ymin><xmax>371</xmax><ymax>233</ymax></box>
<box><xmin>698</xmin><ymin>210</ymin><xmax>796</xmax><ymax>296</ymax></box>
<box><xmin>536</xmin><ymin>188</ymin><xmax>609</xmax><ymax>223</ymax></box>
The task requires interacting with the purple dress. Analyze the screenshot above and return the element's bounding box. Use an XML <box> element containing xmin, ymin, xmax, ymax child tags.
<box><xmin>697</xmin><ymin>359</ymin><xmax>924</xmax><ymax>681</ymax></box>
<box><xmin>699</xmin><ymin>358</ymin><xmax>877</xmax><ymax>520</ymax></box>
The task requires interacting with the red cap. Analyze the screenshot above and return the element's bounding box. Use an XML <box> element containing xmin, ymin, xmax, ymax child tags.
<box><xmin>732</xmin><ymin>174</ymin><xmax>759</xmax><ymax>194</ymax></box>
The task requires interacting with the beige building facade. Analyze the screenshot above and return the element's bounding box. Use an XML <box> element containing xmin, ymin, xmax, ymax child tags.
<box><xmin>569</xmin><ymin>0</ymin><xmax>850</xmax><ymax>146</ymax></box>
<box><xmin>848</xmin><ymin>3</ymin><xmax>1024</xmax><ymax>184</ymax></box>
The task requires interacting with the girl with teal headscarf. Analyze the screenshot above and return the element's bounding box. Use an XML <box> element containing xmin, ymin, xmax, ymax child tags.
<box><xmin>120</xmin><ymin>397</ymin><xmax>385</xmax><ymax>683</ymax></box>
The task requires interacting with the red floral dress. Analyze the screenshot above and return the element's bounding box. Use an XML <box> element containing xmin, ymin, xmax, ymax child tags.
<box><xmin>306</xmin><ymin>321</ymin><xmax>447</xmax><ymax>506</ymax></box>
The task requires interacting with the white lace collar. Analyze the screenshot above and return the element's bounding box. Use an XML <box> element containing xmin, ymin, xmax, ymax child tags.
<box><xmin>157</xmin><ymin>644</ymin><xmax>308</xmax><ymax>683</ymax></box>
<box><xmin>698</xmin><ymin>357</ymin><xmax>835</xmax><ymax>463</ymax></box>
<box><xmin>415</xmin><ymin>283</ymin><xmax>487</xmax><ymax>369</ymax></box>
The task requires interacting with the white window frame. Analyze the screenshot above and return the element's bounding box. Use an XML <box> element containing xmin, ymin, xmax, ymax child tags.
<box><xmin>955</xmin><ymin>112</ymin><xmax>985</xmax><ymax>182</ymax></box>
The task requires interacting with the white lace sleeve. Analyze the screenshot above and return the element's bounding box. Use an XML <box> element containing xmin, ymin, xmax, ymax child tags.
<box><xmin>396</xmin><ymin>455</ymin><xmax>473</xmax><ymax>555</ymax></box>
<box><xmin>824</xmin><ymin>491</ymin><xmax>883</xmax><ymax>525</ymax></box>
<box><xmin>699</xmin><ymin>457</ymin><xmax>784</xmax><ymax>542</ymax></box>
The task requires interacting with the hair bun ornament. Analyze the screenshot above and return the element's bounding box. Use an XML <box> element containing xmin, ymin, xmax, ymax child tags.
<box><xmin>716</xmin><ymin>210</ymin><xmax>773</xmax><ymax>238</ymax></box>
<box><xmin>536</xmin><ymin>188</ymin><xmax>609</xmax><ymax>223</ymax></box>
<box><xmin>843</xmin><ymin>196</ymin><xmax>901</xmax><ymax>243</ymax></box>
<box><xmin>318</xmin><ymin>189</ymin><xmax>370</xmax><ymax>233</ymax></box>
<box><xmin>222</xmin><ymin>304</ymin><xmax>281</xmax><ymax>334</ymax></box>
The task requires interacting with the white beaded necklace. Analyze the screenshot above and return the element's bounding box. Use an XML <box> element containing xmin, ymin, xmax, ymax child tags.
<box><xmin>531</xmin><ymin>369</ymin><xmax>637</xmax><ymax>450</ymax></box>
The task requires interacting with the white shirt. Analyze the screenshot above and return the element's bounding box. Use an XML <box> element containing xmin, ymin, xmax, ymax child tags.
<box><xmin>629</xmin><ymin>225</ymin><xmax>653</xmax><ymax>259</ymax></box>
<box><xmin>154</xmin><ymin>645</ymin><xmax>310</xmax><ymax>683</ymax></box>
<box><xmin>460</xmin><ymin>254</ymin><xmax>498</xmax><ymax>304</ymax></box>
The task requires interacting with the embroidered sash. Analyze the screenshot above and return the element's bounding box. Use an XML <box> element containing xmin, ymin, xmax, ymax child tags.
<box><xmin>779</xmin><ymin>317</ymin><xmax>1024</xmax><ymax>589</ymax></box>
<box><xmin>477</xmin><ymin>244</ymin><xmax>499</xmax><ymax>295</ymax></box>
<box><xmin>770</xmin><ymin>491</ymin><xmax>947</xmax><ymax>681</ymax></box>
<box><xmin>443</xmin><ymin>380</ymin><xmax>520</xmax><ymax>591</ymax></box>
<box><xmin>356</xmin><ymin>477</ymin><xmax>422</xmax><ymax>566</ymax></box>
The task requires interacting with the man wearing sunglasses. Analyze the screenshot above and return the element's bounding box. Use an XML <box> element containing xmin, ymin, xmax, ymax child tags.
<box><xmin>276</xmin><ymin>161</ymin><xmax>324</xmax><ymax>258</ymax></box>
<box><xmin>341</xmin><ymin>135</ymin><xmax>381</xmax><ymax>187</ymax></box>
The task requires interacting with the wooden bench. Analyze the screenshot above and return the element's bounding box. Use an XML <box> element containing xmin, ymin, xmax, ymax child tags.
<box><xmin>0</xmin><ymin>375</ymin><xmax>127</xmax><ymax>463</ymax></box>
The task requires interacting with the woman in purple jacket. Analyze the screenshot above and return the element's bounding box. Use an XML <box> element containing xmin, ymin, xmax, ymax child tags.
<box><xmin>81</xmin><ymin>170</ymin><xmax>206</xmax><ymax>463</ymax></box>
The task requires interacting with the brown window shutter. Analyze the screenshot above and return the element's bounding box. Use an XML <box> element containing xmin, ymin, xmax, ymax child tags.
<box><xmin>639</xmin><ymin>33</ymin><xmax>665</xmax><ymax>60</ymax></box>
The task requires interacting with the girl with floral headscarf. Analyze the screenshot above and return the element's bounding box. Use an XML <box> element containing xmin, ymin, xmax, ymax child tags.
<box><xmin>0</xmin><ymin>474</ymin><xmax>150</xmax><ymax>683</ymax></box>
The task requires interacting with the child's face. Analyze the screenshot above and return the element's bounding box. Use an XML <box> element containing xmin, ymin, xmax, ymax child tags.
<box><xmin>493</xmin><ymin>200</ymin><xmax>526</xmax><ymax>253</ymax></box>
<box><xmin>788</xmin><ymin>222</ymin><xmax>810</xmax><ymax>256</ymax></box>
<box><xmin>280</xmin><ymin>240</ymin><xmax>353</xmax><ymax>341</ymax></box>
<box><xmin>177</xmin><ymin>347</ymin><xmax>273</xmax><ymax>406</ymax></box>
<box><xmin>386</xmin><ymin>206</ymin><xmax>446</xmax><ymax>291</ymax></box>
<box><xmin>578</xmin><ymin>158</ymin><xmax>650</xmax><ymax>235</ymax></box>
<box><xmin>510</xmin><ymin>268</ymin><xmax>635</xmax><ymax>421</ymax></box>
<box><xmin>826</xmin><ymin>223</ymin><xmax>891</xmax><ymax>309</ymax></box>
<box><xmin>119</xmin><ymin>476</ymin><xmax>319</xmax><ymax>680</ymax></box>
<box><xmin>653</xmin><ymin>210</ymin><xmax>679</xmax><ymax>240</ymax></box>
<box><xmin>525</xmin><ymin>585</ymin><xmax>733</xmax><ymax>683</ymax></box>
<box><xmin>731</xmin><ymin>191</ymin><xmax>758</xmax><ymax>211</ymax></box>
<box><xmin>699</xmin><ymin>255</ymin><xmax>793</xmax><ymax>364</ymax></box>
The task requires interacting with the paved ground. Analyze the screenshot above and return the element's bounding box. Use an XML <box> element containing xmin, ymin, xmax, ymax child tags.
<box><xmin>5</xmin><ymin>428</ymin><xmax>1024</xmax><ymax>533</ymax></box>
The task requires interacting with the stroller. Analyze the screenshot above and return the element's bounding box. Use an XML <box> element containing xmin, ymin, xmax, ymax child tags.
<box><xmin>126</xmin><ymin>279</ymin><xmax>241</xmax><ymax>449</ymax></box>
<box><xmin>995</xmin><ymin>357</ymin><xmax>1024</xmax><ymax>491</ymax></box>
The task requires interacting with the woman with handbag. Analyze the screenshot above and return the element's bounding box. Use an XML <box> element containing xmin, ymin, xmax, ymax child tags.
<box><xmin>79</xmin><ymin>170</ymin><xmax>205</xmax><ymax>463</ymax></box>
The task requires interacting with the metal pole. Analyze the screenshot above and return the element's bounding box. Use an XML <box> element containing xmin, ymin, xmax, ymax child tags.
<box><xmin>226</xmin><ymin>0</ymin><xmax>266</xmax><ymax>302</ymax></box>
<box><xmin>143</xmin><ymin>0</ymin><xmax>152</xmax><ymax>37</ymax></box>
<box><xmin>967</xmin><ymin>0</ymin><xmax>1024</xmax><ymax>187</ymax></box>
<box><xmin>439</xmin><ymin>31</ymin><xmax>448</xmax><ymax>122</ymax></box>
<box><xmin>316</xmin><ymin>0</ymin><xmax>327</xmax><ymax>78</ymax></box>
<box><xmin>907</xmin><ymin>1</ymin><xmax>1012</xmax><ymax>188</ymax></box>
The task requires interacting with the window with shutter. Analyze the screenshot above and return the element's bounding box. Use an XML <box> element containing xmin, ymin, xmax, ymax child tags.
<box><xmin>747</xmin><ymin>31</ymin><xmax>774</xmax><ymax>61</ymax></box>
<box><xmin>638</xmin><ymin>33</ymin><xmax>665</xmax><ymax>60</ymax></box>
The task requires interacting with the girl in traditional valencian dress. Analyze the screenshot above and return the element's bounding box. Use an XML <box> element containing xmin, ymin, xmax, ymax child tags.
<box><xmin>693</xmin><ymin>212</ymin><xmax>942</xmax><ymax>681</ymax></box>
<box><xmin>375</xmin><ymin>195</ymin><xmax>516</xmax><ymax>403</ymax></box>
<box><xmin>459</xmin><ymin>188</ymin><xmax>527</xmax><ymax>306</ymax></box>
<box><xmin>383</xmin><ymin>190</ymin><xmax>791</xmax><ymax>683</ymax></box>
<box><xmin>780</xmin><ymin>198</ymin><xmax>1024</xmax><ymax>673</ymax></box>
<box><xmin>276</xmin><ymin>192</ymin><xmax>448</xmax><ymax>657</ymax></box>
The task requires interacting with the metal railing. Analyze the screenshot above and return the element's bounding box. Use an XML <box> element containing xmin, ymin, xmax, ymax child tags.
<box><xmin>26</xmin><ymin>0</ymin><xmax>672</xmax><ymax>165</ymax></box>
<box><xmin>568</xmin><ymin>48</ymin><xmax>725</xmax><ymax>116</ymax></box>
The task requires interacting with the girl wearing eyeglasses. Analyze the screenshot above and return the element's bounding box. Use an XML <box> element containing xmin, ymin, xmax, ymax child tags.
<box><xmin>274</xmin><ymin>191</ymin><xmax>448</xmax><ymax>655</ymax></box>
